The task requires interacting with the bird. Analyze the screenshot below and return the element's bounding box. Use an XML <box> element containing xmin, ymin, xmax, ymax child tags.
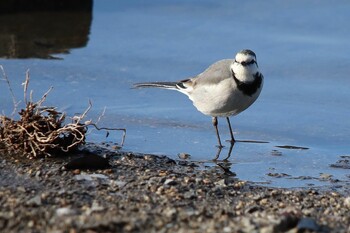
<box><xmin>133</xmin><ymin>49</ymin><xmax>263</xmax><ymax>148</ymax></box>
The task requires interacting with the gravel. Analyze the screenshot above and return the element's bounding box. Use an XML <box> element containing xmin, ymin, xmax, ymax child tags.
<box><xmin>0</xmin><ymin>145</ymin><xmax>349</xmax><ymax>233</ymax></box>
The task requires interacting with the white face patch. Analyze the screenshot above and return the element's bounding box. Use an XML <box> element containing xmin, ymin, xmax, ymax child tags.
<box><xmin>230</xmin><ymin>57</ymin><xmax>259</xmax><ymax>83</ymax></box>
<box><xmin>235</xmin><ymin>52</ymin><xmax>256</xmax><ymax>64</ymax></box>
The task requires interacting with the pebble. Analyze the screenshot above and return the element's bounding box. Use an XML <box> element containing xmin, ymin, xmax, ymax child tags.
<box><xmin>164</xmin><ymin>179</ymin><xmax>177</xmax><ymax>186</ymax></box>
<box><xmin>72</xmin><ymin>169</ymin><xmax>81</xmax><ymax>175</ymax></box>
<box><xmin>178</xmin><ymin>153</ymin><xmax>191</xmax><ymax>160</ymax></box>
<box><xmin>110</xmin><ymin>180</ymin><xmax>127</xmax><ymax>188</ymax></box>
<box><xmin>26</xmin><ymin>195</ymin><xmax>42</xmax><ymax>206</ymax></box>
<box><xmin>184</xmin><ymin>190</ymin><xmax>196</xmax><ymax>199</ymax></box>
<box><xmin>0</xmin><ymin>147</ymin><xmax>349</xmax><ymax>233</ymax></box>
<box><xmin>75</xmin><ymin>173</ymin><xmax>109</xmax><ymax>181</ymax></box>
<box><xmin>344</xmin><ymin>196</ymin><xmax>350</xmax><ymax>208</ymax></box>
<box><xmin>259</xmin><ymin>198</ymin><xmax>269</xmax><ymax>205</ymax></box>
<box><xmin>55</xmin><ymin>207</ymin><xmax>77</xmax><ymax>217</ymax></box>
<box><xmin>215</xmin><ymin>179</ymin><xmax>226</xmax><ymax>187</ymax></box>
<box><xmin>202</xmin><ymin>178</ymin><xmax>211</xmax><ymax>184</ymax></box>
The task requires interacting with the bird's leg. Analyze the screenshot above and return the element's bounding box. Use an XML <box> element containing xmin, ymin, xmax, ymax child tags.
<box><xmin>212</xmin><ymin>117</ymin><xmax>223</xmax><ymax>148</ymax></box>
<box><xmin>226</xmin><ymin>117</ymin><xmax>236</xmax><ymax>144</ymax></box>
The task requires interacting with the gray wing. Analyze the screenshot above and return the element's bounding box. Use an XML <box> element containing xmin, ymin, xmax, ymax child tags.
<box><xmin>191</xmin><ymin>59</ymin><xmax>233</xmax><ymax>86</ymax></box>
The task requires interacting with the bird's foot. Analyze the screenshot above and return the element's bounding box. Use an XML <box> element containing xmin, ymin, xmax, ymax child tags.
<box><xmin>225</xmin><ymin>139</ymin><xmax>236</xmax><ymax>145</ymax></box>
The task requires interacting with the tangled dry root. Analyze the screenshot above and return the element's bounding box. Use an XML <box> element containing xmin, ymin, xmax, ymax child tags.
<box><xmin>0</xmin><ymin>66</ymin><xmax>126</xmax><ymax>158</ymax></box>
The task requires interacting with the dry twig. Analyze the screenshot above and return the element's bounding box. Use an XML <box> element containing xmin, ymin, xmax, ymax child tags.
<box><xmin>0</xmin><ymin>69</ymin><xmax>126</xmax><ymax>158</ymax></box>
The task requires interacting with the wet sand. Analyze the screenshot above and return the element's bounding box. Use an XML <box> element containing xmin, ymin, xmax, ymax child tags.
<box><xmin>0</xmin><ymin>144</ymin><xmax>349</xmax><ymax>233</ymax></box>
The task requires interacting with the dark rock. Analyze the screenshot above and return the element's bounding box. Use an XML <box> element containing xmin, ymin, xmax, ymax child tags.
<box><xmin>267</xmin><ymin>173</ymin><xmax>291</xmax><ymax>178</ymax></box>
<box><xmin>296</xmin><ymin>217</ymin><xmax>329</xmax><ymax>233</ymax></box>
<box><xmin>245</xmin><ymin>205</ymin><xmax>263</xmax><ymax>214</ymax></box>
<box><xmin>164</xmin><ymin>179</ymin><xmax>177</xmax><ymax>186</ymax></box>
<box><xmin>64</xmin><ymin>153</ymin><xmax>110</xmax><ymax>170</ymax></box>
<box><xmin>273</xmin><ymin>212</ymin><xmax>300</xmax><ymax>232</ymax></box>
<box><xmin>330</xmin><ymin>159</ymin><xmax>350</xmax><ymax>169</ymax></box>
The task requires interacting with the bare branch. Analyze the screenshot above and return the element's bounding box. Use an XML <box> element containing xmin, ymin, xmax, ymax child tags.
<box><xmin>22</xmin><ymin>69</ymin><xmax>30</xmax><ymax>104</ymax></box>
<box><xmin>87</xmin><ymin>123</ymin><xmax>126</xmax><ymax>146</ymax></box>
<box><xmin>37</xmin><ymin>86</ymin><xmax>53</xmax><ymax>107</ymax></box>
<box><xmin>1</xmin><ymin>70</ymin><xmax>126</xmax><ymax>158</ymax></box>
<box><xmin>0</xmin><ymin>65</ymin><xmax>20</xmax><ymax>116</ymax></box>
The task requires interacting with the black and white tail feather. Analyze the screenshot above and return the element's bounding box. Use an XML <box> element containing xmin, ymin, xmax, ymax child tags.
<box><xmin>133</xmin><ymin>82</ymin><xmax>178</xmax><ymax>90</ymax></box>
<box><xmin>133</xmin><ymin>79</ymin><xmax>192</xmax><ymax>95</ymax></box>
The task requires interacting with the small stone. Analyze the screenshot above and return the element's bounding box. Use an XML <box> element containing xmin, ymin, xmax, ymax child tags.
<box><xmin>319</xmin><ymin>173</ymin><xmax>332</xmax><ymax>180</ymax></box>
<box><xmin>17</xmin><ymin>186</ymin><xmax>26</xmax><ymax>193</ymax></box>
<box><xmin>203</xmin><ymin>178</ymin><xmax>211</xmax><ymax>184</ymax></box>
<box><xmin>273</xmin><ymin>212</ymin><xmax>300</xmax><ymax>232</ymax></box>
<box><xmin>111</xmin><ymin>180</ymin><xmax>127</xmax><ymax>188</ymax></box>
<box><xmin>156</xmin><ymin>186</ymin><xmax>164</xmax><ymax>195</ymax></box>
<box><xmin>215</xmin><ymin>179</ymin><xmax>226</xmax><ymax>187</ymax></box>
<box><xmin>143</xmin><ymin>194</ymin><xmax>151</xmax><ymax>202</ymax></box>
<box><xmin>344</xmin><ymin>196</ymin><xmax>350</xmax><ymax>208</ymax></box>
<box><xmin>144</xmin><ymin>155</ymin><xmax>153</xmax><ymax>161</ymax></box>
<box><xmin>184</xmin><ymin>190</ymin><xmax>196</xmax><ymax>199</ymax></box>
<box><xmin>26</xmin><ymin>195</ymin><xmax>42</xmax><ymax>206</ymax></box>
<box><xmin>56</xmin><ymin>207</ymin><xmax>76</xmax><ymax>216</ymax></box>
<box><xmin>111</xmin><ymin>145</ymin><xmax>121</xmax><ymax>150</ymax></box>
<box><xmin>271</xmin><ymin>190</ymin><xmax>280</xmax><ymax>196</ymax></box>
<box><xmin>235</xmin><ymin>201</ymin><xmax>244</xmax><ymax>210</ymax></box>
<box><xmin>234</xmin><ymin>181</ymin><xmax>246</xmax><ymax>188</ymax></box>
<box><xmin>183</xmin><ymin>177</ymin><xmax>192</xmax><ymax>183</ymax></box>
<box><xmin>195</xmin><ymin>178</ymin><xmax>202</xmax><ymax>183</ymax></box>
<box><xmin>164</xmin><ymin>207</ymin><xmax>177</xmax><ymax>218</ymax></box>
<box><xmin>27</xmin><ymin>220</ymin><xmax>34</xmax><ymax>228</ymax></box>
<box><xmin>75</xmin><ymin>173</ymin><xmax>109</xmax><ymax>181</ymax></box>
<box><xmin>164</xmin><ymin>179</ymin><xmax>177</xmax><ymax>186</ymax></box>
<box><xmin>35</xmin><ymin>170</ymin><xmax>41</xmax><ymax>178</ymax></box>
<box><xmin>86</xmin><ymin>201</ymin><xmax>105</xmax><ymax>215</ymax></box>
<box><xmin>245</xmin><ymin>205</ymin><xmax>261</xmax><ymax>214</ymax></box>
<box><xmin>72</xmin><ymin>169</ymin><xmax>81</xmax><ymax>175</ymax></box>
<box><xmin>178</xmin><ymin>153</ymin><xmax>191</xmax><ymax>159</ymax></box>
<box><xmin>159</xmin><ymin>170</ymin><xmax>168</xmax><ymax>176</ymax></box>
<box><xmin>260</xmin><ymin>226</ymin><xmax>274</xmax><ymax>233</ymax></box>
<box><xmin>278</xmin><ymin>202</ymin><xmax>286</xmax><ymax>208</ymax></box>
<box><xmin>40</xmin><ymin>192</ymin><xmax>49</xmax><ymax>200</ymax></box>
<box><xmin>259</xmin><ymin>198</ymin><xmax>269</xmax><ymax>205</ymax></box>
<box><xmin>271</xmin><ymin>150</ymin><xmax>282</xmax><ymax>156</ymax></box>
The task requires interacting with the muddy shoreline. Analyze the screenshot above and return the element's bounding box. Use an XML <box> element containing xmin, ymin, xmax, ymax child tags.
<box><xmin>0</xmin><ymin>145</ymin><xmax>349</xmax><ymax>233</ymax></box>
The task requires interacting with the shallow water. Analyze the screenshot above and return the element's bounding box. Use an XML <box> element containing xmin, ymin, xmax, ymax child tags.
<box><xmin>1</xmin><ymin>0</ymin><xmax>349</xmax><ymax>189</ymax></box>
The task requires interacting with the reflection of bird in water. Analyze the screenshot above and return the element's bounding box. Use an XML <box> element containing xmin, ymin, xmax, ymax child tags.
<box><xmin>214</xmin><ymin>143</ymin><xmax>235</xmax><ymax>161</ymax></box>
<box><xmin>214</xmin><ymin>139</ymin><xmax>268</xmax><ymax>160</ymax></box>
<box><xmin>134</xmin><ymin>49</ymin><xmax>263</xmax><ymax>148</ymax></box>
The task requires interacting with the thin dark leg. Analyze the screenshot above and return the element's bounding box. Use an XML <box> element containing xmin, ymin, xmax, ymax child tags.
<box><xmin>212</xmin><ymin>117</ymin><xmax>223</xmax><ymax>148</ymax></box>
<box><xmin>226</xmin><ymin>117</ymin><xmax>235</xmax><ymax>143</ymax></box>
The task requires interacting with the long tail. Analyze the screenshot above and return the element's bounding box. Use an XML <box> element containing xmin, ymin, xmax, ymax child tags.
<box><xmin>133</xmin><ymin>82</ymin><xmax>179</xmax><ymax>90</ymax></box>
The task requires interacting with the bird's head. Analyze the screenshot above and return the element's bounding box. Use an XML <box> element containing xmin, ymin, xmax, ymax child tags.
<box><xmin>234</xmin><ymin>49</ymin><xmax>257</xmax><ymax>67</ymax></box>
<box><xmin>231</xmin><ymin>49</ymin><xmax>259</xmax><ymax>82</ymax></box>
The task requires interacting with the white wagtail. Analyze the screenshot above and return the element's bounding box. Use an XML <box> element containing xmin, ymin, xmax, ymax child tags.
<box><xmin>134</xmin><ymin>49</ymin><xmax>263</xmax><ymax>148</ymax></box>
